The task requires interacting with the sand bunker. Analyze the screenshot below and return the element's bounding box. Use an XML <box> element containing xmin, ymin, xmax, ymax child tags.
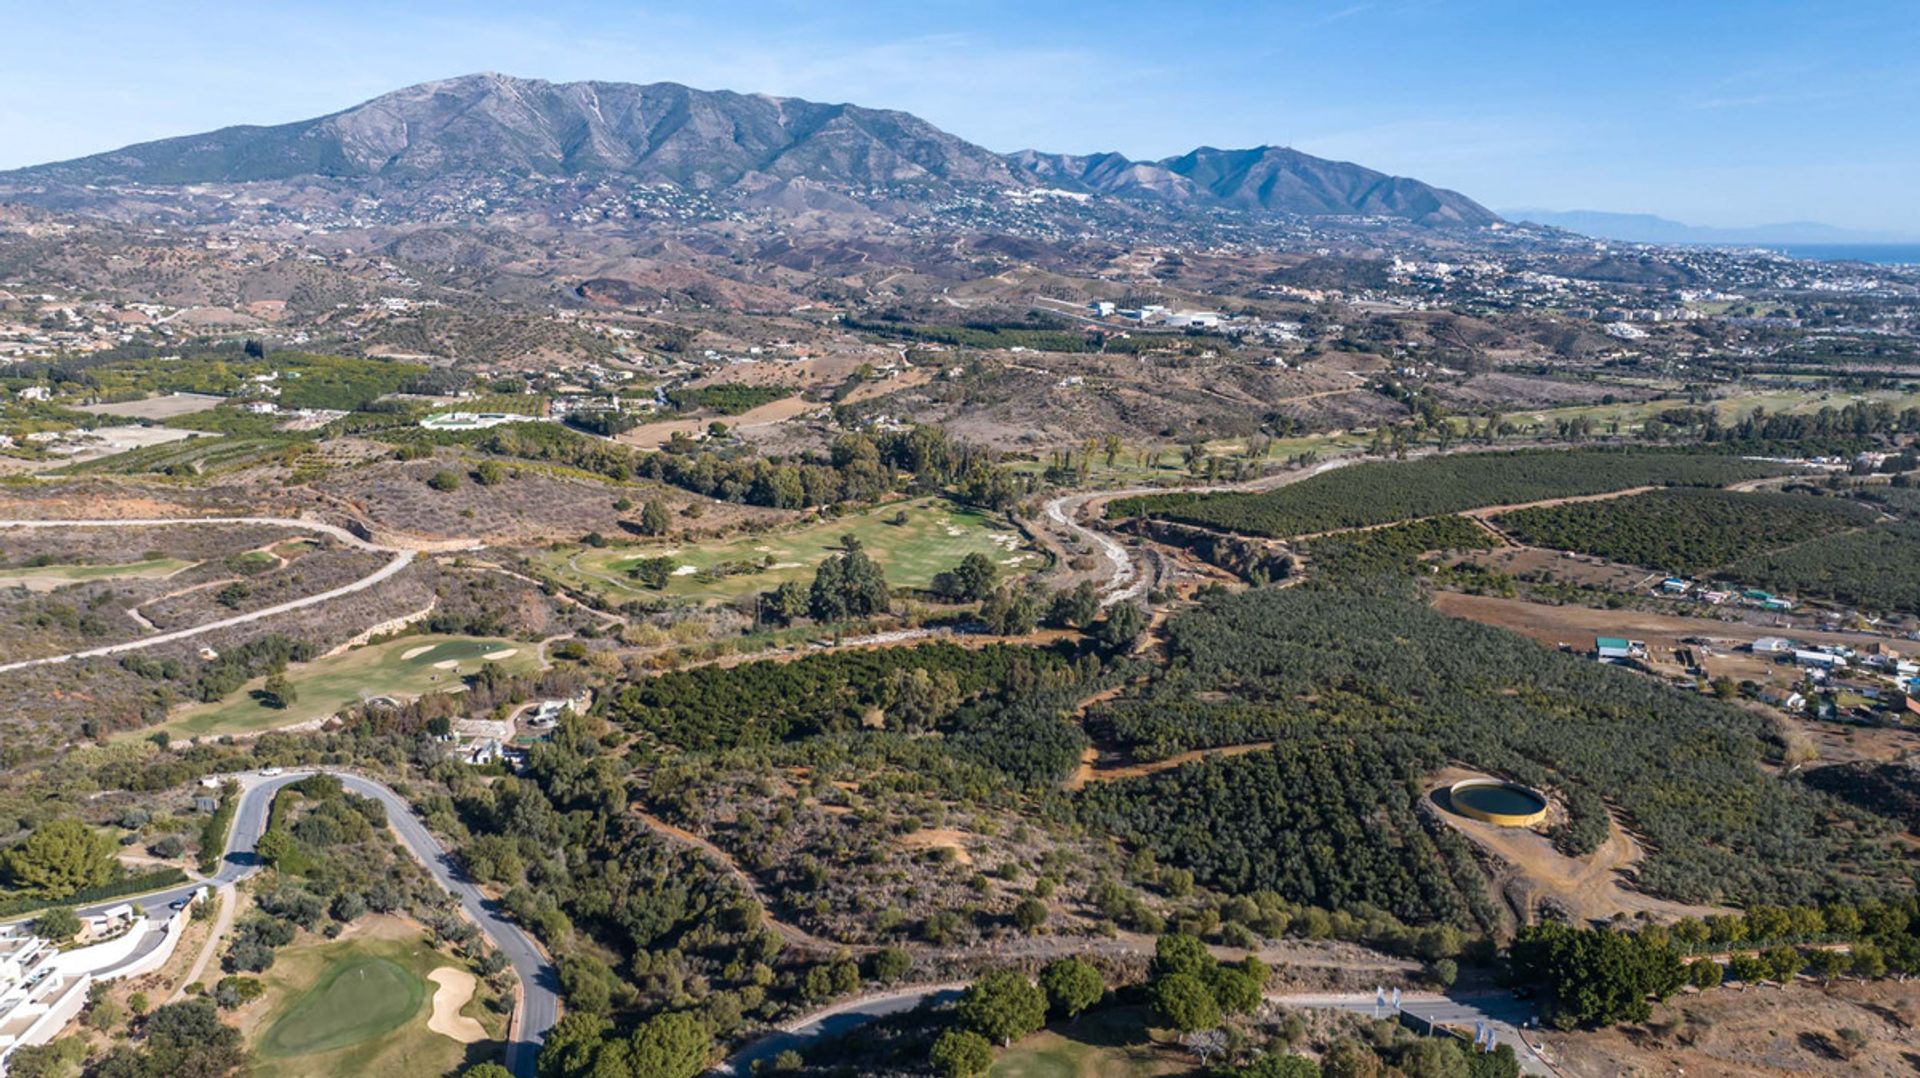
<box><xmin>480</xmin><ymin>648</ymin><xmax>519</xmax><ymax>661</ymax></box>
<box><xmin>401</xmin><ymin>645</ymin><xmax>435</xmax><ymax>660</ymax></box>
<box><xmin>425</xmin><ymin>967</ymin><xmax>487</xmax><ymax>1044</ymax></box>
<box><xmin>432</xmin><ymin>659</ymin><xmax>463</xmax><ymax>670</ymax></box>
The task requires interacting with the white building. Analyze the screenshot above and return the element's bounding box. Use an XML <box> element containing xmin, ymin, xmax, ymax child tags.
<box><xmin>418</xmin><ymin>412</ymin><xmax>535</xmax><ymax>432</ymax></box>
<box><xmin>1165</xmin><ymin>311</ymin><xmax>1222</xmax><ymax>329</ymax></box>
<box><xmin>0</xmin><ymin>930</ymin><xmax>77</xmax><ymax>1065</ymax></box>
<box><xmin>0</xmin><ymin>897</ymin><xmax>197</xmax><ymax>1071</ymax></box>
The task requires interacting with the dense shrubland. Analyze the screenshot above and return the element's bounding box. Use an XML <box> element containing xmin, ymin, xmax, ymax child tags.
<box><xmin>1512</xmin><ymin>893</ymin><xmax>1920</xmax><ymax>1028</ymax></box>
<box><xmin>603</xmin><ymin>642</ymin><xmax>1074</xmax><ymax>750</ymax></box>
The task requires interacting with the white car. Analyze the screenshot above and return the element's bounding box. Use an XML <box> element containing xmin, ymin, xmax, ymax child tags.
<box><xmin>259</xmin><ymin>767</ymin><xmax>283</xmax><ymax>777</ymax></box>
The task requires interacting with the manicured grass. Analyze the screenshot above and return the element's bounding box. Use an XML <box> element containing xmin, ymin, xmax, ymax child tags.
<box><xmin>260</xmin><ymin>955</ymin><xmax>424</xmax><ymax>1057</ymax></box>
<box><xmin>0</xmin><ymin>557</ymin><xmax>193</xmax><ymax>589</ymax></box>
<box><xmin>158</xmin><ymin>634</ymin><xmax>540</xmax><ymax>739</ymax></box>
<box><xmin>245</xmin><ymin>920</ymin><xmax>502</xmax><ymax>1078</ymax></box>
<box><xmin>990</xmin><ymin>1008</ymin><xmax>1186</xmax><ymax>1078</ymax></box>
<box><xmin>539</xmin><ymin>497</ymin><xmax>1042</xmax><ymax>603</ymax></box>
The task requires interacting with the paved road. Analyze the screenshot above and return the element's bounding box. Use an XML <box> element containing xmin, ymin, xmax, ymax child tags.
<box><xmin>75</xmin><ymin>769</ymin><xmax>557</xmax><ymax>1078</ymax></box>
<box><xmin>714</xmin><ymin>984</ymin><xmax>1556</xmax><ymax>1076</ymax></box>
<box><xmin>0</xmin><ymin>517</ymin><xmax>414</xmax><ymax>674</ymax></box>
<box><xmin>1039</xmin><ymin>457</ymin><xmax>1355</xmax><ymax>607</ymax></box>
<box><xmin>714</xmin><ymin>984</ymin><xmax>968</xmax><ymax>1075</ymax></box>
<box><xmin>1278</xmin><ymin>992</ymin><xmax>1555</xmax><ymax>1076</ymax></box>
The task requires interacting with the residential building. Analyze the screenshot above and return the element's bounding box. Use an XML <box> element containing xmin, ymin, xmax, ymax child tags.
<box><xmin>1595</xmin><ymin>636</ymin><xmax>1647</xmax><ymax>661</ymax></box>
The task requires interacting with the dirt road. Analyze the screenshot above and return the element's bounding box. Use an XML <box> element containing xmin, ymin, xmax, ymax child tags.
<box><xmin>1432</xmin><ymin>591</ymin><xmax>1894</xmax><ymax>655</ymax></box>
<box><xmin>0</xmin><ymin>516</ymin><xmax>420</xmax><ymax>674</ymax></box>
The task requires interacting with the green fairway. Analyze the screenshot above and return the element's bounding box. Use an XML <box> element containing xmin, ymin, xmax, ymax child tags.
<box><xmin>158</xmin><ymin>634</ymin><xmax>540</xmax><ymax>739</ymax></box>
<box><xmin>539</xmin><ymin>497</ymin><xmax>1042</xmax><ymax>603</ymax></box>
<box><xmin>989</xmin><ymin>1008</ymin><xmax>1184</xmax><ymax>1078</ymax></box>
<box><xmin>0</xmin><ymin>557</ymin><xmax>193</xmax><ymax>591</ymax></box>
<box><xmin>260</xmin><ymin>956</ymin><xmax>424</xmax><ymax>1058</ymax></box>
<box><xmin>245</xmin><ymin>920</ymin><xmax>505</xmax><ymax>1078</ymax></box>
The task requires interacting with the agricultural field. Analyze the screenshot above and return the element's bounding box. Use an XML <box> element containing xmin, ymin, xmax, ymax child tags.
<box><xmin>1078</xmin><ymin>588</ymin><xmax>1910</xmax><ymax>919</ymax></box>
<box><xmin>540</xmin><ymin>497</ymin><xmax>1041</xmax><ymax>603</ymax></box>
<box><xmin>0</xmin><ymin>556</ymin><xmax>193</xmax><ymax>591</ymax></box>
<box><xmin>75</xmin><ymin>392</ymin><xmax>224</xmax><ymax>420</ymax></box>
<box><xmin>1112</xmin><ymin>449</ymin><xmax>1795</xmax><ymax>538</ymax></box>
<box><xmin>158</xmin><ymin>634</ymin><xmax>541</xmax><ymax>739</ymax></box>
<box><xmin>55</xmin><ymin>432</ymin><xmax>299</xmax><ymax>477</ymax></box>
<box><xmin>1493</xmin><ymin>488</ymin><xmax>1883</xmax><ymax>574</ymax></box>
<box><xmin>77</xmin><ymin>351</ymin><xmax>429</xmax><ymax>412</ymax></box>
<box><xmin>1497</xmin><ymin>385</ymin><xmax>1920</xmax><ymax>438</ymax></box>
<box><xmin>245</xmin><ymin>918</ymin><xmax>503</xmax><ymax>1078</ymax></box>
<box><xmin>1722</xmin><ymin>521</ymin><xmax>1920</xmax><ymax>617</ymax></box>
<box><xmin>663</xmin><ymin>382</ymin><xmax>792</xmax><ymax>415</ymax></box>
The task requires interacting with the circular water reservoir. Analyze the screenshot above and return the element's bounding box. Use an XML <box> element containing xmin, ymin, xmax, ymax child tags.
<box><xmin>1446</xmin><ymin>779</ymin><xmax>1549</xmax><ymax>827</ymax></box>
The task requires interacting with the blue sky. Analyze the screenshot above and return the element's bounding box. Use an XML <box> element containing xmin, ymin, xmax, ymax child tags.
<box><xmin>3</xmin><ymin>1</ymin><xmax>1916</xmax><ymax>232</ymax></box>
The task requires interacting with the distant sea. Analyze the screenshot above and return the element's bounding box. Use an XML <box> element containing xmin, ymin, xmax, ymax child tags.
<box><xmin>1768</xmin><ymin>243</ymin><xmax>1920</xmax><ymax>266</ymax></box>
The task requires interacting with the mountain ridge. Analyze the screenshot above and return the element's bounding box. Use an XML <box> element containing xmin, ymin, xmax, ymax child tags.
<box><xmin>0</xmin><ymin>73</ymin><xmax>1498</xmax><ymax>228</ymax></box>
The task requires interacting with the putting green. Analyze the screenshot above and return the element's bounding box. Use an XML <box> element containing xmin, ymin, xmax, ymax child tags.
<box><xmin>259</xmin><ymin>955</ymin><xmax>425</xmax><ymax>1058</ymax></box>
<box><xmin>540</xmin><ymin>497</ymin><xmax>1042</xmax><ymax>604</ymax></box>
<box><xmin>157</xmin><ymin>634</ymin><xmax>541</xmax><ymax>739</ymax></box>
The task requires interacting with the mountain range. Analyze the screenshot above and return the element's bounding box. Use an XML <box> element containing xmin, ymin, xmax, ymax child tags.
<box><xmin>0</xmin><ymin>73</ymin><xmax>1497</xmax><ymax>228</ymax></box>
<box><xmin>1502</xmin><ymin>208</ymin><xmax>1919</xmax><ymax>246</ymax></box>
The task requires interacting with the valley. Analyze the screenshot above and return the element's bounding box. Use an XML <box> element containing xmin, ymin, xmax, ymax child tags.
<box><xmin>0</xmin><ymin>56</ymin><xmax>1916</xmax><ymax>1078</ymax></box>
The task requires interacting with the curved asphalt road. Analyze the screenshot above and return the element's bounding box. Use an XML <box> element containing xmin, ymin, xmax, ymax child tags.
<box><xmin>716</xmin><ymin>985</ymin><xmax>1553</xmax><ymax>1076</ymax></box>
<box><xmin>1040</xmin><ymin>457</ymin><xmax>1355</xmax><ymax>608</ymax></box>
<box><xmin>78</xmin><ymin>769</ymin><xmax>557</xmax><ymax>1078</ymax></box>
<box><xmin>0</xmin><ymin>518</ymin><xmax>416</xmax><ymax>675</ymax></box>
<box><xmin>715</xmin><ymin>984</ymin><xmax>967</xmax><ymax>1075</ymax></box>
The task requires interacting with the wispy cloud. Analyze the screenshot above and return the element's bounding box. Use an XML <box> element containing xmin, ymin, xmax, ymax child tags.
<box><xmin>1683</xmin><ymin>88</ymin><xmax>1845</xmax><ymax>112</ymax></box>
<box><xmin>1313</xmin><ymin>4</ymin><xmax>1375</xmax><ymax>26</ymax></box>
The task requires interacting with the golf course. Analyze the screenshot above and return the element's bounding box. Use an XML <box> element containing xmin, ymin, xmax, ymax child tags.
<box><xmin>539</xmin><ymin>496</ymin><xmax>1042</xmax><ymax>604</ymax></box>
<box><xmin>246</xmin><ymin>920</ymin><xmax>503</xmax><ymax>1078</ymax></box>
<box><xmin>157</xmin><ymin>634</ymin><xmax>542</xmax><ymax>740</ymax></box>
<box><xmin>988</xmin><ymin>1007</ymin><xmax>1186</xmax><ymax>1078</ymax></box>
<box><xmin>0</xmin><ymin>556</ymin><xmax>194</xmax><ymax>592</ymax></box>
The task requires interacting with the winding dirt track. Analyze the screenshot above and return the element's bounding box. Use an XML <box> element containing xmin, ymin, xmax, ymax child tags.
<box><xmin>0</xmin><ymin>517</ymin><xmax>418</xmax><ymax>674</ymax></box>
